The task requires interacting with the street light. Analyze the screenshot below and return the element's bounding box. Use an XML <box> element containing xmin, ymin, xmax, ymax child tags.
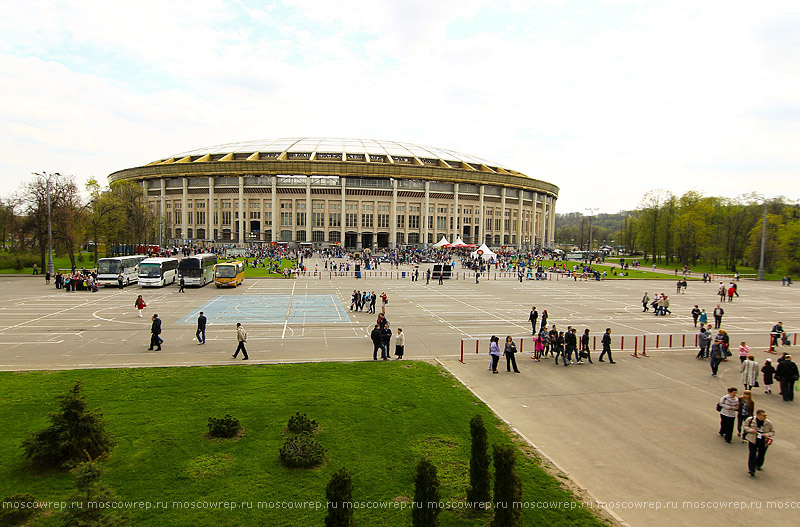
<box><xmin>33</xmin><ymin>171</ymin><xmax>56</xmax><ymax>276</ymax></box>
<box><xmin>758</xmin><ymin>200</ymin><xmax>767</xmax><ymax>280</ymax></box>
<box><xmin>585</xmin><ymin>207</ymin><xmax>599</xmax><ymax>255</ymax></box>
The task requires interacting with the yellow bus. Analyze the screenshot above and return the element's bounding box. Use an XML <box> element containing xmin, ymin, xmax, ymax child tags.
<box><xmin>214</xmin><ymin>261</ymin><xmax>245</xmax><ymax>288</ymax></box>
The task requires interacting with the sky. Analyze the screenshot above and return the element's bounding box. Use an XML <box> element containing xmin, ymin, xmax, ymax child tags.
<box><xmin>1</xmin><ymin>0</ymin><xmax>797</xmax><ymax>214</ymax></box>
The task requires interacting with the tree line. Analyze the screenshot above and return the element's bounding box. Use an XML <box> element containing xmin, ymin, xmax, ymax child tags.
<box><xmin>0</xmin><ymin>173</ymin><xmax>155</xmax><ymax>268</ymax></box>
<box><xmin>555</xmin><ymin>190</ymin><xmax>799</xmax><ymax>274</ymax></box>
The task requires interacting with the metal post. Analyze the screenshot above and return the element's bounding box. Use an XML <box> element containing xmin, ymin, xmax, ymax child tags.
<box><xmin>45</xmin><ymin>173</ymin><xmax>55</xmax><ymax>276</ymax></box>
<box><xmin>758</xmin><ymin>200</ymin><xmax>767</xmax><ymax>280</ymax></box>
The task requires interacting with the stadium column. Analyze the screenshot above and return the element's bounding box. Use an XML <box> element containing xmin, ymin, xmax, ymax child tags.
<box><xmin>306</xmin><ymin>176</ymin><xmax>312</xmax><ymax>245</ymax></box>
<box><xmin>182</xmin><ymin>178</ymin><xmax>188</xmax><ymax>244</ymax></box>
<box><xmin>208</xmin><ymin>176</ymin><xmax>214</xmax><ymax>244</ymax></box>
<box><xmin>340</xmin><ymin>177</ymin><xmax>346</xmax><ymax>248</ymax></box>
<box><xmin>238</xmin><ymin>175</ymin><xmax>245</xmax><ymax>245</ymax></box>
<box><xmin>160</xmin><ymin>179</ymin><xmax>166</xmax><ymax>245</ymax></box>
<box><xmin>532</xmin><ymin>193</ymin><xmax>539</xmax><ymax>247</ymax></box>
<box><xmin>479</xmin><ymin>185</ymin><xmax>485</xmax><ymax>246</ymax></box>
<box><xmin>453</xmin><ymin>183</ymin><xmax>459</xmax><ymax>243</ymax></box>
<box><xmin>517</xmin><ymin>190</ymin><xmax>523</xmax><ymax>250</ymax></box>
<box><xmin>500</xmin><ymin>187</ymin><xmax>506</xmax><ymax>246</ymax></box>
<box><xmin>391</xmin><ymin>178</ymin><xmax>397</xmax><ymax>249</ymax></box>
<box><xmin>272</xmin><ymin>176</ymin><xmax>278</xmax><ymax>244</ymax></box>
<box><xmin>550</xmin><ymin>195</ymin><xmax>556</xmax><ymax>246</ymax></box>
<box><xmin>423</xmin><ymin>181</ymin><xmax>430</xmax><ymax>246</ymax></box>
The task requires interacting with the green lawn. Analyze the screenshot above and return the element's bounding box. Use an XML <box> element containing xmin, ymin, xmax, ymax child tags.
<box><xmin>0</xmin><ymin>251</ymin><xmax>99</xmax><ymax>275</ymax></box>
<box><xmin>0</xmin><ymin>362</ymin><xmax>605</xmax><ymax>526</ymax></box>
<box><xmin>535</xmin><ymin>260</ymin><xmax>685</xmax><ymax>280</ymax></box>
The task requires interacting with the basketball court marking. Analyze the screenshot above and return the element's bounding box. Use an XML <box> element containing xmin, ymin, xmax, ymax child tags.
<box><xmin>176</xmin><ymin>294</ymin><xmax>350</xmax><ymax>326</ymax></box>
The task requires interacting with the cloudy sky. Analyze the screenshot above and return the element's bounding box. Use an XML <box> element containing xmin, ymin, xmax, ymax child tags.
<box><xmin>1</xmin><ymin>0</ymin><xmax>797</xmax><ymax>213</ymax></box>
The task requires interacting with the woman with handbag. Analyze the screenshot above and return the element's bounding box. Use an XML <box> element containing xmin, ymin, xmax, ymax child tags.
<box><xmin>743</xmin><ymin>409</ymin><xmax>775</xmax><ymax>476</ymax></box>
<box><xmin>503</xmin><ymin>336</ymin><xmax>520</xmax><ymax>373</ymax></box>
<box><xmin>717</xmin><ymin>387</ymin><xmax>739</xmax><ymax>443</ymax></box>
<box><xmin>741</xmin><ymin>354</ymin><xmax>759</xmax><ymax>391</ymax></box>
<box><xmin>737</xmin><ymin>390</ymin><xmax>755</xmax><ymax>440</ymax></box>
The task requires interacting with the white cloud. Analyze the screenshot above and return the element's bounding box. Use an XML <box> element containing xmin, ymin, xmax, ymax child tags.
<box><xmin>0</xmin><ymin>0</ymin><xmax>797</xmax><ymax>212</ymax></box>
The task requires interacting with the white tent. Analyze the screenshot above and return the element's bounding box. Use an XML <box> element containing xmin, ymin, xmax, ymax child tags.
<box><xmin>471</xmin><ymin>243</ymin><xmax>497</xmax><ymax>261</ymax></box>
<box><xmin>432</xmin><ymin>236</ymin><xmax>451</xmax><ymax>248</ymax></box>
<box><xmin>453</xmin><ymin>236</ymin><xmax>475</xmax><ymax>247</ymax></box>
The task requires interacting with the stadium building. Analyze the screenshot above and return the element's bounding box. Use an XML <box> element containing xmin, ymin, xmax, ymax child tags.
<box><xmin>108</xmin><ymin>138</ymin><xmax>559</xmax><ymax>250</ymax></box>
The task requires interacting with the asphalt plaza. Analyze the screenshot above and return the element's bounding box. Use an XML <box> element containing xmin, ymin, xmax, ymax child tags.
<box><xmin>1</xmin><ymin>263</ymin><xmax>799</xmax><ymax>527</ymax></box>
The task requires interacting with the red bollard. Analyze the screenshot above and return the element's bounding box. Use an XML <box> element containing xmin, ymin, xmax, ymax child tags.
<box><xmin>475</xmin><ymin>340</ymin><xmax>480</xmax><ymax>354</ymax></box>
<box><xmin>669</xmin><ymin>334</ymin><xmax>673</xmax><ymax>348</ymax></box>
<box><xmin>460</xmin><ymin>340</ymin><xmax>464</xmax><ymax>363</ymax></box>
<box><xmin>795</xmin><ymin>333</ymin><xmax>798</xmax><ymax>346</ymax></box>
<box><xmin>634</xmin><ymin>335</ymin><xmax>638</xmax><ymax>352</ymax></box>
<box><xmin>656</xmin><ymin>334</ymin><xmax>660</xmax><ymax>348</ymax></box>
<box><xmin>621</xmin><ymin>336</ymin><xmax>625</xmax><ymax>350</ymax></box>
<box><xmin>643</xmin><ymin>335</ymin><xmax>647</xmax><ymax>353</ymax></box>
<box><xmin>682</xmin><ymin>334</ymin><xmax>686</xmax><ymax>347</ymax></box>
<box><xmin>520</xmin><ymin>339</ymin><xmax>524</xmax><ymax>353</ymax></box>
<box><xmin>593</xmin><ymin>336</ymin><xmax>597</xmax><ymax>350</ymax></box>
<box><xmin>695</xmin><ymin>334</ymin><xmax>698</xmax><ymax>347</ymax></box>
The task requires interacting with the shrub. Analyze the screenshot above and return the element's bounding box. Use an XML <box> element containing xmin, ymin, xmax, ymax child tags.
<box><xmin>0</xmin><ymin>493</ymin><xmax>37</xmax><ymax>526</ymax></box>
<box><xmin>22</xmin><ymin>381</ymin><xmax>115</xmax><ymax>469</ymax></box>
<box><xmin>412</xmin><ymin>458</ymin><xmax>441</xmax><ymax>527</ymax></box>
<box><xmin>324</xmin><ymin>467</ymin><xmax>354</xmax><ymax>527</ymax></box>
<box><xmin>491</xmin><ymin>445</ymin><xmax>522</xmax><ymax>527</ymax></box>
<box><xmin>61</xmin><ymin>456</ymin><xmax>125</xmax><ymax>526</ymax></box>
<box><xmin>287</xmin><ymin>411</ymin><xmax>318</xmax><ymax>434</ymax></box>
<box><xmin>466</xmin><ymin>415</ymin><xmax>491</xmax><ymax>507</ymax></box>
<box><xmin>279</xmin><ymin>431</ymin><xmax>326</xmax><ymax>468</ymax></box>
<box><xmin>207</xmin><ymin>414</ymin><xmax>241</xmax><ymax>438</ymax></box>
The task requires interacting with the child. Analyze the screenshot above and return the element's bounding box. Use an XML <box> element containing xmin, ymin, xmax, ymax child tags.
<box><xmin>738</xmin><ymin>341</ymin><xmax>750</xmax><ymax>363</ymax></box>
<box><xmin>533</xmin><ymin>334</ymin><xmax>543</xmax><ymax>362</ymax></box>
<box><xmin>761</xmin><ymin>359</ymin><xmax>775</xmax><ymax>394</ymax></box>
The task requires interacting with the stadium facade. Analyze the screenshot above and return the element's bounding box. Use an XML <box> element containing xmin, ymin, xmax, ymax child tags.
<box><xmin>108</xmin><ymin>138</ymin><xmax>559</xmax><ymax>250</ymax></box>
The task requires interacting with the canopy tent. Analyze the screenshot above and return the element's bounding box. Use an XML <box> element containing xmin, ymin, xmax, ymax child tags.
<box><xmin>471</xmin><ymin>243</ymin><xmax>497</xmax><ymax>261</ymax></box>
<box><xmin>432</xmin><ymin>236</ymin><xmax>451</xmax><ymax>248</ymax></box>
<box><xmin>452</xmin><ymin>237</ymin><xmax>476</xmax><ymax>248</ymax></box>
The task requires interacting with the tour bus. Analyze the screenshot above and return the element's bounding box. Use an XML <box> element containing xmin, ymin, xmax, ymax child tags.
<box><xmin>214</xmin><ymin>261</ymin><xmax>245</xmax><ymax>288</ymax></box>
<box><xmin>97</xmin><ymin>255</ymin><xmax>147</xmax><ymax>287</ymax></box>
<box><xmin>177</xmin><ymin>253</ymin><xmax>218</xmax><ymax>287</ymax></box>
<box><xmin>138</xmin><ymin>257</ymin><xmax>179</xmax><ymax>287</ymax></box>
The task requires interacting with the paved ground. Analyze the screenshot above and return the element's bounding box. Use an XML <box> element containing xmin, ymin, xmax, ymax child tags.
<box><xmin>1</xmin><ymin>263</ymin><xmax>798</xmax><ymax>526</ymax></box>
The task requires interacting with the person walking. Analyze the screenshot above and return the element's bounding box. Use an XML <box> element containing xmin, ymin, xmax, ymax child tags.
<box><xmin>178</xmin><ymin>275</ymin><xmax>185</xmax><ymax>293</ymax></box>
<box><xmin>554</xmin><ymin>331</ymin><xmax>568</xmax><ymax>367</ymax></box>
<box><xmin>718</xmin><ymin>282</ymin><xmax>726</xmax><ymax>302</ymax></box>
<box><xmin>135</xmin><ymin>295</ymin><xmax>147</xmax><ymax>318</ymax></box>
<box><xmin>697</xmin><ymin>327</ymin><xmax>712</xmax><ymax>359</ymax></box>
<box><xmin>438</xmin><ymin>270</ymin><xmax>444</xmax><ymax>285</ymax></box>
<box><xmin>533</xmin><ymin>332</ymin><xmax>543</xmax><ymax>362</ymax></box>
<box><xmin>642</xmin><ymin>292</ymin><xmax>650</xmax><ymax>312</ymax></box>
<box><xmin>371</xmin><ymin>324</ymin><xmax>385</xmax><ymax>361</ymax></box>
<box><xmin>395</xmin><ymin>328</ymin><xmax>405</xmax><ymax>359</ymax></box>
<box><xmin>196</xmin><ymin>311</ymin><xmax>207</xmax><ymax>344</ymax></box>
<box><xmin>743</xmin><ymin>409</ymin><xmax>775</xmax><ymax>476</ymax></box>
<box><xmin>503</xmin><ymin>336</ymin><xmax>520</xmax><ymax>373</ymax></box>
<box><xmin>761</xmin><ymin>359</ymin><xmax>775</xmax><ymax>394</ymax></box>
<box><xmin>580</xmin><ymin>328</ymin><xmax>593</xmax><ymax>364</ymax></box>
<box><xmin>717</xmin><ymin>387</ymin><xmax>739</xmax><ymax>443</ymax></box>
<box><xmin>691</xmin><ymin>305</ymin><xmax>701</xmax><ymax>327</ymax></box>
<box><xmin>565</xmin><ymin>326</ymin><xmax>578</xmax><ymax>364</ymax></box>
<box><xmin>737</xmin><ymin>390</ymin><xmax>755</xmax><ymax>441</ymax></box>
<box><xmin>598</xmin><ymin>328</ymin><xmax>615</xmax><ymax>363</ymax></box>
<box><xmin>775</xmin><ymin>355</ymin><xmax>799</xmax><ymax>401</ymax></box>
<box><xmin>232</xmin><ymin>322</ymin><xmax>248</xmax><ymax>360</ymax></box>
<box><xmin>489</xmin><ymin>335</ymin><xmax>502</xmax><ymax>374</ymax></box>
<box><xmin>540</xmin><ymin>310</ymin><xmax>548</xmax><ymax>331</ymax></box>
<box><xmin>369</xmin><ymin>291</ymin><xmax>377</xmax><ymax>314</ymax></box>
<box><xmin>117</xmin><ymin>273</ymin><xmax>124</xmax><ymax>289</ymax></box>
<box><xmin>148</xmin><ymin>313</ymin><xmax>162</xmax><ymax>351</ymax></box>
<box><xmin>425</xmin><ymin>268</ymin><xmax>431</xmax><ymax>285</ymax></box>
<box><xmin>713</xmin><ymin>304</ymin><xmax>724</xmax><ymax>329</ymax></box>
<box><xmin>710</xmin><ymin>338</ymin><xmax>726</xmax><ymax>377</ymax></box>
<box><xmin>699</xmin><ymin>309</ymin><xmax>708</xmax><ymax>327</ymax></box>
<box><xmin>528</xmin><ymin>307</ymin><xmax>538</xmax><ymax>335</ymax></box>
<box><xmin>738</xmin><ymin>341</ymin><xmax>751</xmax><ymax>363</ymax></box>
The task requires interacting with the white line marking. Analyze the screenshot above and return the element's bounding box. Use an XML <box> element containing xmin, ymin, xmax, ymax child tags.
<box><xmin>282</xmin><ymin>280</ymin><xmax>297</xmax><ymax>339</ymax></box>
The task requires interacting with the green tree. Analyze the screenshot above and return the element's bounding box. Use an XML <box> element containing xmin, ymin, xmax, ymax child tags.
<box><xmin>22</xmin><ymin>381</ymin><xmax>115</xmax><ymax>469</ymax></box>
<box><xmin>62</xmin><ymin>454</ymin><xmax>125</xmax><ymax>526</ymax></box>
<box><xmin>466</xmin><ymin>415</ymin><xmax>491</xmax><ymax>507</ymax></box>
<box><xmin>412</xmin><ymin>458</ymin><xmax>440</xmax><ymax>527</ymax></box>
<box><xmin>324</xmin><ymin>467</ymin><xmax>354</xmax><ymax>527</ymax></box>
<box><xmin>491</xmin><ymin>445</ymin><xmax>521</xmax><ymax>527</ymax></box>
<box><xmin>746</xmin><ymin>212</ymin><xmax>784</xmax><ymax>273</ymax></box>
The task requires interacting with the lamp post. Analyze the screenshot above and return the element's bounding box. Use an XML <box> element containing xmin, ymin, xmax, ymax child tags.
<box><xmin>585</xmin><ymin>207</ymin><xmax>598</xmax><ymax>256</ymax></box>
<box><xmin>33</xmin><ymin>172</ymin><xmax>56</xmax><ymax>276</ymax></box>
<box><xmin>758</xmin><ymin>200</ymin><xmax>767</xmax><ymax>281</ymax></box>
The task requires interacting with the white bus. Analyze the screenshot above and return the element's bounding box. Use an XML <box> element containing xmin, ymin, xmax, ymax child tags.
<box><xmin>178</xmin><ymin>253</ymin><xmax>218</xmax><ymax>286</ymax></box>
<box><xmin>138</xmin><ymin>257</ymin><xmax>179</xmax><ymax>287</ymax></box>
<box><xmin>97</xmin><ymin>255</ymin><xmax>147</xmax><ymax>287</ymax></box>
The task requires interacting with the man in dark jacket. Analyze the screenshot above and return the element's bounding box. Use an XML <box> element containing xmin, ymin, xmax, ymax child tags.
<box><xmin>381</xmin><ymin>324</ymin><xmax>392</xmax><ymax>361</ymax></box>
<box><xmin>598</xmin><ymin>328</ymin><xmax>615</xmax><ymax>363</ymax></box>
<box><xmin>149</xmin><ymin>313</ymin><xmax>162</xmax><ymax>351</ymax></box>
<box><xmin>196</xmin><ymin>312</ymin><xmax>207</xmax><ymax>344</ymax></box>
<box><xmin>565</xmin><ymin>326</ymin><xmax>577</xmax><ymax>364</ymax></box>
<box><xmin>528</xmin><ymin>307</ymin><xmax>538</xmax><ymax>335</ymax></box>
<box><xmin>371</xmin><ymin>325</ymin><xmax>385</xmax><ymax>361</ymax></box>
<box><xmin>775</xmin><ymin>355</ymin><xmax>799</xmax><ymax>401</ymax></box>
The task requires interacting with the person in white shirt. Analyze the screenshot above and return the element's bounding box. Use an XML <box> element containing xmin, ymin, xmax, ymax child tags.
<box><xmin>395</xmin><ymin>328</ymin><xmax>405</xmax><ymax>360</ymax></box>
